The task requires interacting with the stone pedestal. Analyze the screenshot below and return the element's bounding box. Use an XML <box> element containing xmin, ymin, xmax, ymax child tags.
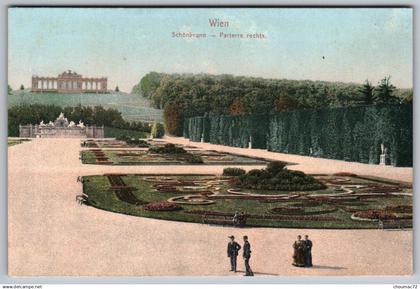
<box><xmin>379</xmin><ymin>154</ymin><xmax>387</xmax><ymax>166</ymax></box>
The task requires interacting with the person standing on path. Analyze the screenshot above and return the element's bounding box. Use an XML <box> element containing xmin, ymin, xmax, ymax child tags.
<box><xmin>243</xmin><ymin>235</ymin><xmax>254</xmax><ymax>276</ymax></box>
<box><xmin>292</xmin><ymin>235</ymin><xmax>306</xmax><ymax>267</ymax></box>
<box><xmin>227</xmin><ymin>235</ymin><xmax>241</xmax><ymax>272</ymax></box>
<box><xmin>304</xmin><ymin>235</ymin><xmax>313</xmax><ymax>267</ymax></box>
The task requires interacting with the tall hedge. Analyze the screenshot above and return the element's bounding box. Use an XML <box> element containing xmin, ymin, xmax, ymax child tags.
<box><xmin>183</xmin><ymin>104</ymin><xmax>412</xmax><ymax>167</ymax></box>
<box><xmin>184</xmin><ymin>114</ymin><xmax>269</xmax><ymax>149</ymax></box>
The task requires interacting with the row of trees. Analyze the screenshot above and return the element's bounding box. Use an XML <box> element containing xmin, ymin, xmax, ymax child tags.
<box><xmin>8</xmin><ymin>104</ymin><xmax>152</xmax><ymax>136</ymax></box>
<box><xmin>131</xmin><ymin>72</ymin><xmax>412</xmax><ymax>136</ymax></box>
<box><xmin>8</xmin><ymin>84</ymin><xmax>24</xmax><ymax>92</ymax></box>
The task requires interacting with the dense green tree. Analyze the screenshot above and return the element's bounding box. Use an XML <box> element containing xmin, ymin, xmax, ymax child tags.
<box><xmin>115</xmin><ymin>86</ymin><xmax>120</xmax><ymax>92</ymax></box>
<box><xmin>132</xmin><ymin>72</ymin><xmax>409</xmax><ymax>132</ymax></box>
<box><xmin>374</xmin><ymin>76</ymin><xmax>398</xmax><ymax>104</ymax></box>
<box><xmin>132</xmin><ymin>71</ymin><xmax>165</xmax><ymax>98</ymax></box>
<box><xmin>358</xmin><ymin>80</ymin><xmax>375</xmax><ymax>105</ymax></box>
<box><xmin>274</xmin><ymin>92</ymin><xmax>300</xmax><ymax>112</ymax></box>
<box><xmin>163</xmin><ymin>102</ymin><xmax>184</xmax><ymax>136</ymax></box>
<box><xmin>228</xmin><ymin>98</ymin><xmax>246</xmax><ymax>115</ymax></box>
<box><xmin>8</xmin><ymin>85</ymin><xmax>12</xmax><ymax>95</ymax></box>
<box><xmin>151</xmin><ymin>122</ymin><xmax>165</xmax><ymax>138</ymax></box>
<box><xmin>20</xmin><ymin>84</ymin><xmax>25</xmax><ymax>90</ymax></box>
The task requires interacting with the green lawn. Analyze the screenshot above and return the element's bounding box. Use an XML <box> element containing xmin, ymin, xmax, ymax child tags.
<box><xmin>8</xmin><ymin>138</ymin><xmax>30</xmax><ymax>147</ymax></box>
<box><xmin>104</xmin><ymin>127</ymin><xmax>149</xmax><ymax>139</ymax></box>
<box><xmin>83</xmin><ymin>174</ymin><xmax>412</xmax><ymax>229</ymax></box>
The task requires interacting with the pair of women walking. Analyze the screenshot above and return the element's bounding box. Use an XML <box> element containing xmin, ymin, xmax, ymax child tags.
<box><xmin>292</xmin><ymin>235</ymin><xmax>313</xmax><ymax>267</ymax></box>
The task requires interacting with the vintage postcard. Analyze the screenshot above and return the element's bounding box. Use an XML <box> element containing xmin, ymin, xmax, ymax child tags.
<box><xmin>8</xmin><ymin>7</ymin><xmax>413</xmax><ymax>277</ymax></box>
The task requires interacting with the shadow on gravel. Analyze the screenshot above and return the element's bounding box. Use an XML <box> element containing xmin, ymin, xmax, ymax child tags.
<box><xmin>312</xmin><ymin>265</ymin><xmax>346</xmax><ymax>270</ymax></box>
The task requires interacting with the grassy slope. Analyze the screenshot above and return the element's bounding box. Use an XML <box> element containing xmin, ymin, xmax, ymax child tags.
<box><xmin>8</xmin><ymin>90</ymin><xmax>163</xmax><ymax>122</ymax></box>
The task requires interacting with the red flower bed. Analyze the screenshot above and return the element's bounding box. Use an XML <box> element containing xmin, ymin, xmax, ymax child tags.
<box><xmin>333</xmin><ymin>172</ymin><xmax>358</xmax><ymax>177</ymax></box>
<box><xmin>144</xmin><ymin>202</ymin><xmax>181</xmax><ymax>211</ymax></box>
<box><xmin>385</xmin><ymin>205</ymin><xmax>412</xmax><ymax>213</ymax></box>
<box><xmin>270</xmin><ymin>207</ymin><xmax>304</xmax><ymax>215</ymax></box>
<box><xmin>185</xmin><ymin>210</ymin><xmax>234</xmax><ymax>217</ymax></box>
<box><xmin>353</xmin><ymin>209</ymin><xmax>396</xmax><ymax>220</ymax></box>
<box><xmin>185</xmin><ymin>210</ymin><xmax>336</xmax><ymax>221</ymax></box>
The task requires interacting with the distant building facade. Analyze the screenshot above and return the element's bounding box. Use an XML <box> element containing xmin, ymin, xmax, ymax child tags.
<box><xmin>19</xmin><ymin>113</ymin><xmax>104</xmax><ymax>138</ymax></box>
<box><xmin>31</xmin><ymin>70</ymin><xmax>108</xmax><ymax>93</ymax></box>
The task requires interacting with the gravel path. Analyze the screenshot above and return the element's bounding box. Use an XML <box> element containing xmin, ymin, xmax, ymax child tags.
<box><xmin>8</xmin><ymin>138</ymin><xmax>412</xmax><ymax>276</ymax></box>
<box><xmin>165</xmin><ymin>136</ymin><xmax>413</xmax><ymax>183</ymax></box>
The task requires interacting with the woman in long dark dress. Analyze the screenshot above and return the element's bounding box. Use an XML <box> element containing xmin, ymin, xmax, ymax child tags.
<box><xmin>292</xmin><ymin>235</ymin><xmax>306</xmax><ymax>267</ymax></box>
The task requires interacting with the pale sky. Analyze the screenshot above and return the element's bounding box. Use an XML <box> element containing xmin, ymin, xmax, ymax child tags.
<box><xmin>8</xmin><ymin>8</ymin><xmax>413</xmax><ymax>92</ymax></box>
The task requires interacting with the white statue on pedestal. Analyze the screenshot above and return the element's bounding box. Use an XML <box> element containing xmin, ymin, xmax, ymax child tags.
<box><xmin>380</xmin><ymin>143</ymin><xmax>387</xmax><ymax>166</ymax></box>
<box><xmin>77</xmin><ymin>120</ymin><xmax>85</xmax><ymax>128</ymax></box>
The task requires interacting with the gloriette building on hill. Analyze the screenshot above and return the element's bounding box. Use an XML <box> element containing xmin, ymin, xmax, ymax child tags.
<box><xmin>31</xmin><ymin>70</ymin><xmax>108</xmax><ymax>93</ymax></box>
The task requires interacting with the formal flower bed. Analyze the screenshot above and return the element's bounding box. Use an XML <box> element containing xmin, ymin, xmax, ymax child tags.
<box><xmin>270</xmin><ymin>206</ymin><xmax>304</xmax><ymax>215</ymax></box>
<box><xmin>247</xmin><ymin>213</ymin><xmax>338</xmax><ymax>222</ymax></box>
<box><xmin>185</xmin><ymin>210</ymin><xmax>235</xmax><ymax>216</ymax></box>
<box><xmin>116</xmin><ymin>135</ymin><xmax>150</xmax><ymax>147</ymax></box>
<box><xmin>148</xmin><ymin>143</ymin><xmax>204</xmax><ymax>163</ymax></box>
<box><xmin>270</xmin><ymin>206</ymin><xmax>337</xmax><ymax>216</ymax></box>
<box><xmin>144</xmin><ymin>201</ymin><xmax>182</xmax><ymax>211</ymax></box>
<box><xmin>333</xmin><ymin>172</ymin><xmax>358</xmax><ymax>177</ymax></box>
<box><xmin>353</xmin><ymin>209</ymin><xmax>396</xmax><ymax>220</ymax></box>
<box><xmin>83</xmin><ymin>173</ymin><xmax>412</xmax><ymax>229</ymax></box>
<box><xmin>185</xmin><ymin>210</ymin><xmax>337</xmax><ymax>221</ymax></box>
<box><xmin>385</xmin><ymin>205</ymin><xmax>412</xmax><ymax>213</ymax></box>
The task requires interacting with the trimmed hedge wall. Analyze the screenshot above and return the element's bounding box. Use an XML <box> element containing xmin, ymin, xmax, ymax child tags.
<box><xmin>183</xmin><ymin>105</ymin><xmax>412</xmax><ymax>167</ymax></box>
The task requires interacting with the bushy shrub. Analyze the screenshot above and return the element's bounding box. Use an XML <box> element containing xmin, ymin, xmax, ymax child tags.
<box><xmin>237</xmin><ymin>162</ymin><xmax>326</xmax><ymax>191</ymax></box>
<box><xmin>223</xmin><ymin>167</ymin><xmax>246</xmax><ymax>176</ymax></box>
<box><xmin>151</xmin><ymin>122</ymin><xmax>165</xmax><ymax>138</ymax></box>
<box><xmin>116</xmin><ymin>134</ymin><xmax>131</xmax><ymax>142</ymax></box>
<box><xmin>128</xmin><ymin>139</ymin><xmax>149</xmax><ymax>147</ymax></box>
<box><xmin>185</xmin><ymin>154</ymin><xmax>204</xmax><ymax>164</ymax></box>
<box><xmin>266</xmin><ymin>161</ymin><xmax>288</xmax><ymax>174</ymax></box>
<box><xmin>116</xmin><ymin>135</ymin><xmax>149</xmax><ymax>147</ymax></box>
<box><xmin>148</xmin><ymin>143</ymin><xmax>186</xmax><ymax>154</ymax></box>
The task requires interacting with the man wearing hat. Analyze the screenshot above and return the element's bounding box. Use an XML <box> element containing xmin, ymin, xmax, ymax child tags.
<box><xmin>243</xmin><ymin>235</ymin><xmax>254</xmax><ymax>276</ymax></box>
<box><xmin>227</xmin><ymin>235</ymin><xmax>241</xmax><ymax>272</ymax></box>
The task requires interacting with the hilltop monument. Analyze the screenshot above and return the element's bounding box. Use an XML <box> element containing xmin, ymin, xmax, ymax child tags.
<box><xmin>31</xmin><ymin>70</ymin><xmax>108</xmax><ymax>93</ymax></box>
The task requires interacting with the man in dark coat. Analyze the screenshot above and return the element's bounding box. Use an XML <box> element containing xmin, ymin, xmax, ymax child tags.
<box><xmin>227</xmin><ymin>235</ymin><xmax>241</xmax><ymax>272</ymax></box>
<box><xmin>304</xmin><ymin>235</ymin><xmax>313</xmax><ymax>267</ymax></box>
<box><xmin>243</xmin><ymin>236</ymin><xmax>254</xmax><ymax>276</ymax></box>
